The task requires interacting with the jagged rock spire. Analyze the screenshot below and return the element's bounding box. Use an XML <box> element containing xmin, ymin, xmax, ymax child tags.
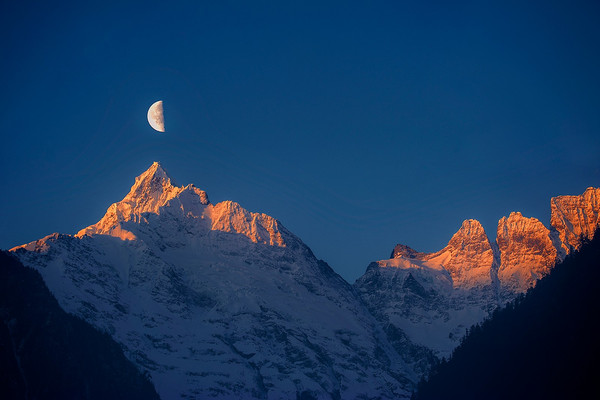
<box><xmin>496</xmin><ymin>212</ymin><xmax>558</xmax><ymax>294</ymax></box>
<box><xmin>74</xmin><ymin>162</ymin><xmax>287</xmax><ymax>247</ymax></box>
<box><xmin>551</xmin><ymin>187</ymin><xmax>600</xmax><ymax>253</ymax></box>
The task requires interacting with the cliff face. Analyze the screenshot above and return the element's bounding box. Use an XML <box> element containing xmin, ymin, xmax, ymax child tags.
<box><xmin>428</xmin><ymin>219</ymin><xmax>496</xmax><ymax>290</ymax></box>
<box><xmin>355</xmin><ymin>187</ymin><xmax>600</xmax><ymax>365</ymax></box>
<box><xmin>75</xmin><ymin>162</ymin><xmax>286</xmax><ymax>247</ymax></box>
<box><xmin>413</xmin><ymin>233</ymin><xmax>600</xmax><ymax>400</ymax></box>
<box><xmin>355</xmin><ymin>219</ymin><xmax>498</xmax><ymax>359</ymax></box>
<box><xmin>551</xmin><ymin>187</ymin><xmax>600</xmax><ymax>253</ymax></box>
<box><xmin>497</xmin><ymin>212</ymin><xmax>559</xmax><ymax>295</ymax></box>
<box><xmin>391</xmin><ymin>220</ymin><xmax>496</xmax><ymax>290</ymax></box>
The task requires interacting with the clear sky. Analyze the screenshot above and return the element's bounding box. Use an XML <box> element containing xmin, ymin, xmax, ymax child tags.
<box><xmin>2</xmin><ymin>1</ymin><xmax>599</xmax><ymax>282</ymax></box>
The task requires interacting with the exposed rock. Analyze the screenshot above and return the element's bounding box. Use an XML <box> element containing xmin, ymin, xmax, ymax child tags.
<box><xmin>9</xmin><ymin>161</ymin><xmax>600</xmax><ymax>395</ymax></box>
<box><xmin>391</xmin><ymin>244</ymin><xmax>427</xmax><ymax>260</ymax></box>
<box><xmin>355</xmin><ymin>220</ymin><xmax>497</xmax><ymax>360</ymax></box>
<box><xmin>497</xmin><ymin>212</ymin><xmax>558</xmax><ymax>295</ymax></box>
<box><xmin>355</xmin><ymin>187</ymin><xmax>600</xmax><ymax>368</ymax></box>
<box><xmin>72</xmin><ymin>161</ymin><xmax>286</xmax><ymax>247</ymax></box>
<box><xmin>428</xmin><ymin>219</ymin><xmax>496</xmax><ymax>290</ymax></box>
<box><xmin>11</xmin><ymin>162</ymin><xmax>412</xmax><ymax>400</ymax></box>
<box><xmin>551</xmin><ymin>187</ymin><xmax>600</xmax><ymax>253</ymax></box>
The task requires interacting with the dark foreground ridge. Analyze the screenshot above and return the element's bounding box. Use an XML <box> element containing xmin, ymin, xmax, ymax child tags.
<box><xmin>413</xmin><ymin>232</ymin><xmax>600</xmax><ymax>400</ymax></box>
<box><xmin>0</xmin><ymin>251</ymin><xmax>160</xmax><ymax>400</ymax></box>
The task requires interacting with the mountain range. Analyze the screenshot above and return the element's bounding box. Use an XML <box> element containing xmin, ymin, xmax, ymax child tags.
<box><xmin>355</xmin><ymin>186</ymin><xmax>599</xmax><ymax>361</ymax></box>
<box><xmin>8</xmin><ymin>162</ymin><xmax>600</xmax><ymax>398</ymax></box>
<box><xmin>413</xmin><ymin>230</ymin><xmax>600</xmax><ymax>400</ymax></box>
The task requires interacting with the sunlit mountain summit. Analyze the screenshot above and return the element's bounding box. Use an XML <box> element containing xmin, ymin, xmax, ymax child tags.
<box><xmin>12</xmin><ymin>162</ymin><xmax>413</xmax><ymax>400</ymax></box>
<box><xmin>355</xmin><ymin>187</ymin><xmax>600</xmax><ymax>364</ymax></box>
<box><xmin>75</xmin><ymin>161</ymin><xmax>285</xmax><ymax>246</ymax></box>
<box><xmin>10</xmin><ymin>161</ymin><xmax>600</xmax><ymax>398</ymax></box>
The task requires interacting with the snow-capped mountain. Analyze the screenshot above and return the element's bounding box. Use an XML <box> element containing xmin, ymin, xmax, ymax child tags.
<box><xmin>354</xmin><ymin>187</ymin><xmax>600</xmax><ymax>360</ymax></box>
<box><xmin>354</xmin><ymin>221</ymin><xmax>497</xmax><ymax>359</ymax></box>
<box><xmin>419</xmin><ymin>219</ymin><xmax>496</xmax><ymax>291</ymax></box>
<box><xmin>12</xmin><ymin>162</ymin><xmax>412</xmax><ymax>399</ymax></box>
<box><xmin>9</xmin><ymin>161</ymin><xmax>599</xmax><ymax>396</ymax></box>
<box><xmin>387</xmin><ymin>219</ymin><xmax>497</xmax><ymax>293</ymax></box>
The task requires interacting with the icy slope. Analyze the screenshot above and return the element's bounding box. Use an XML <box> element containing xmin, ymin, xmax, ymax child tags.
<box><xmin>12</xmin><ymin>162</ymin><xmax>412</xmax><ymax>399</ymax></box>
<box><xmin>355</xmin><ymin>220</ymin><xmax>496</xmax><ymax>358</ymax></box>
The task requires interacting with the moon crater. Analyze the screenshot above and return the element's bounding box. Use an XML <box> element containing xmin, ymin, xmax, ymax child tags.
<box><xmin>147</xmin><ymin>100</ymin><xmax>165</xmax><ymax>132</ymax></box>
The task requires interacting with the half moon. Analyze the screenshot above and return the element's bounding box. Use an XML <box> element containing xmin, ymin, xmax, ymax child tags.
<box><xmin>147</xmin><ymin>100</ymin><xmax>165</xmax><ymax>132</ymax></box>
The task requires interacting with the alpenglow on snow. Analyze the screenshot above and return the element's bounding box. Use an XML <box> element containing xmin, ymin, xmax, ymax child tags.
<box><xmin>11</xmin><ymin>162</ymin><xmax>414</xmax><ymax>399</ymax></box>
<box><xmin>11</xmin><ymin>162</ymin><xmax>600</xmax><ymax>397</ymax></box>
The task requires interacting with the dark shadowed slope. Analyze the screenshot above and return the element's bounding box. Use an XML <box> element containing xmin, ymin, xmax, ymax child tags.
<box><xmin>0</xmin><ymin>251</ymin><xmax>160</xmax><ymax>400</ymax></box>
<box><xmin>413</xmin><ymin>232</ymin><xmax>600</xmax><ymax>400</ymax></box>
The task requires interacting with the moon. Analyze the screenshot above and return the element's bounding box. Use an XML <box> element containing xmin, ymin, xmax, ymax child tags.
<box><xmin>147</xmin><ymin>100</ymin><xmax>165</xmax><ymax>132</ymax></box>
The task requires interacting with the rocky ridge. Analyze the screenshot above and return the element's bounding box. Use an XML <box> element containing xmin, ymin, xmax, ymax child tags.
<box><xmin>496</xmin><ymin>212</ymin><xmax>560</xmax><ymax>295</ymax></box>
<box><xmin>355</xmin><ymin>187</ymin><xmax>600</xmax><ymax>360</ymax></box>
<box><xmin>8</xmin><ymin>161</ymin><xmax>599</xmax><ymax>396</ymax></box>
<box><xmin>75</xmin><ymin>162</ymin><xmax>285</xmax><ymax>247</ymax></box>
<box><xmin>12</xmin><ymin>162</ymin><xmax>413</xmax><ymax>399</ymax></box>
<box><xmin>551</xmin><ymin>187</ymin><xmax>600</xmax><ymax>253</ymax></box>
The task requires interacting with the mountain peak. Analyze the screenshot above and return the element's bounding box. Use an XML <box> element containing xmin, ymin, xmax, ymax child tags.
<box><xmin>142</xmin><ymin>161</ymin><xmax>169</xmax><ymax>179</ymax></box>
<box><xmin>455</xmin><ymin>219</ymin><xmax>485</xmax><ymax>238</ymax></box>
<box><xmin>391</xmin><ymin>243</ymin><xmax>426</xmax><ymax>259</ymax></box>
<box><xmin>443</xmin><ymin>219</ymin><xmax>489</xmax><ymax>254</ymax></box>
<box><xmin>119</xmin><ymin>161</ymin><xmax>186</xmax><ymax>216</ymax></box>
<box><xmin>74</xmin><ymin>162</ymin><xmax>291</xmax><ymax>248</ymax></box>
<box><xmin>76</xmin><ymin>162</ymin><xmax>207</xmax><ymax>239</ymax></box>
<box><xmin>497</xmin><ymin>211</ymin><xmax>528</xmax><ymax>228</ymax></box>
<box><xmin>497</xmin><ymin>212</ymin><xmax>558</xmax><ymax>294</ymax></box>
<box><xmin>430</xmin><ymin>218</ymin><xmax>495</xmax><ymax>289</ymax></box>
<box><xmin>551</xmin><ymin>187</ymin><xmax>600</xmax><ymax>253</ymax></box>
<box><xmin>129</xmin><ymin>161</ymin><xmax>176</xmax><ymax>197</ymax></box>
<box><xmin>381</xmin><ymin>219</ymin><xmax>495</xmax><ymax>290</ymax></box>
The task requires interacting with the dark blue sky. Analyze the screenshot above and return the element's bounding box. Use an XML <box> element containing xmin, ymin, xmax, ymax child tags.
<box><xmin>2</xmin><ymin>1</ymin><xmax>599</xmax><ymax>281</ymax></box>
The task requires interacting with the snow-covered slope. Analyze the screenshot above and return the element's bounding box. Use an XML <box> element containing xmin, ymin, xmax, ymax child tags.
<box><xmin>355</xmin><ymin>188</ymin><xmax>600</xmax><ymax>360</ymax></box>
<box><xmin>10</xmin><ymin>162</ymin><xmax>599</xmax><ymax>393</ymax></box>
<box><xmin>355</xmin><ymin>220</ymin><xmax>497</xmax><ymax>359</ymax></box>
<box><xmin>12</xmin><ymin>162</ymin><xmax>412</xmax><ymax>399</ymax></box>
<box><xmin>425</xmin><ymin>219</ymin><xmax>497</xmax><ymax>291</ymax></box>
<box><xmin>75</xmin><ymin>162</ymin><xmax>283</xmax><ymax>246</ymax></box>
